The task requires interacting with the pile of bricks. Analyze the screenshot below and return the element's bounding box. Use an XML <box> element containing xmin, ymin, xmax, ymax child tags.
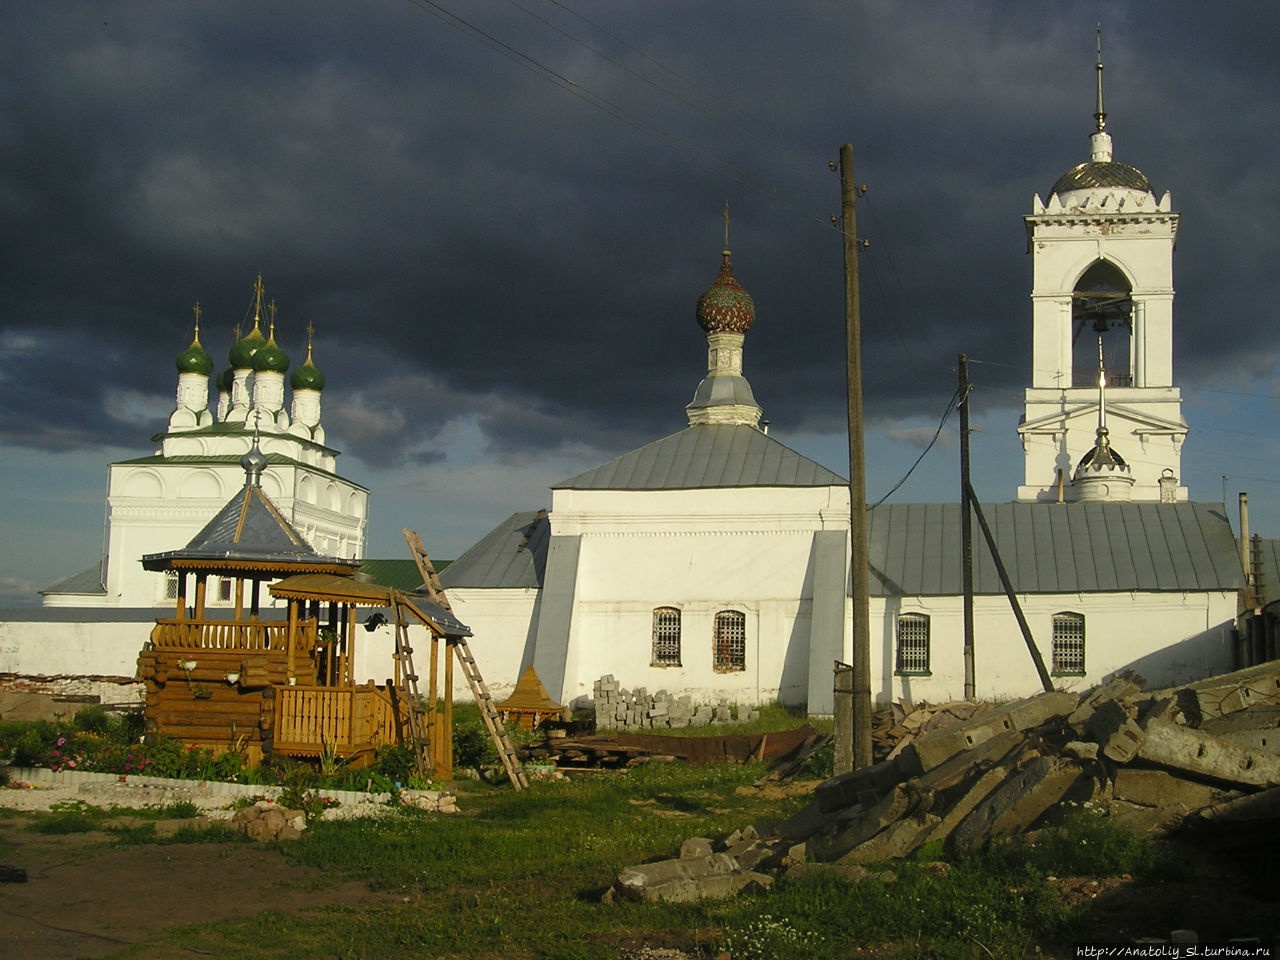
<box><xmin>612</xmin><ymin>661</ymin><xmax>1280</xmax><ymax>904</ymax></box>
<box><xmin>593</xmin><ymin>675</ymin><xmax>760</xmax><ymax>731</ymax></box>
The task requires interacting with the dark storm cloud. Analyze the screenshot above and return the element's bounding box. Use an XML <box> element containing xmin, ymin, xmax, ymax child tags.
<box><xmin>2</xmin><ymin>1</ymin><xmax>1279</xmax><ymax>477</ymax></box>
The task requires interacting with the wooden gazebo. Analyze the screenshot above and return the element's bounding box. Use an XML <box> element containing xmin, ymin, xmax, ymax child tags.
<box><xmin>135</xmin><ymin>443</ymin><xmax>466</xmax><ymax>771</ymax></box>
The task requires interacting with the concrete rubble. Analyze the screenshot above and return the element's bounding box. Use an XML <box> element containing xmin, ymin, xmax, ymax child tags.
<box><xmin>610</xmin><ymin>662</ymin><xmax>1280</xmax><ymax>903</ymax></box>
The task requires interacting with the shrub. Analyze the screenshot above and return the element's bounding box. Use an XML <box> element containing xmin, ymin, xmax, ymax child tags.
<box><xmin>73</xmin><ymin>704</ymin><xmax>112</xmax><ymax>735</ymax></box>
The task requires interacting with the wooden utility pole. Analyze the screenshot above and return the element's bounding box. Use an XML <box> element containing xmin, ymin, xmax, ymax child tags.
<box><xmin>959</xmin><ymin>355</ymin><xmax>975</xmax><ymax>699</ymax></box>
<box><xmin>840</xmin><ymin>144</ymin><xmax>872</xmax><ymax>769</ymax></box>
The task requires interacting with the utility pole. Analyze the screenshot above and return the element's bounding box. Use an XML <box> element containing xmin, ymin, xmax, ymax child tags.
<box><xmin>840</xmin><ymin>143</ymin><xmax>872</xmax><ymax>769</ymax></box>
<box><xmin>959</xmin><ymin>355</ymin><xmax>975</xmax><ymax>700</ymax></box>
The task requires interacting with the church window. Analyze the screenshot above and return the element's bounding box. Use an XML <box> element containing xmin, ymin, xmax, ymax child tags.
<box><xmin>651</xmin><ymin>607</ymin><xmax>681</xmax><ymax>666</ymax></box>
<box><xmin>713</xmin><ymin>610</ymin><xmax>746</xmax><ymax>672</ymax></box>
<box><xmin>1051</xmin><ymin>612</ymin><xmax>1086</xmax><ymax>675</ymax></box>
<box><xmin>895</xmin><ymin>613</ymin><xmax>930</xmax><ymax>675</ymax></box>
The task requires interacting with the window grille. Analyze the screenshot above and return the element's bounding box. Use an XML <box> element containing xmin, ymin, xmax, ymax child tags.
<box><xmin>713</xmin><ymin>610</ymin><xmax>747</xmax><ymax>672</ymax></box>
<box><xmin>218</xmin><ymin>578</ymin><xmax>233</xmax><ymax>603</ymax></box>
<box><xmin>164</xmin><ymin>572</ymin><xmax>179</xmax><ymax>601</ymax></box>
<box><xmin>1052</xmin><ymin>612</ymin><xmax>1086</xmax><ymax>674</ymax></box>
<box><xmin>895</xmin><ymin>613</ymin><xmax>930</xmax><ymax>674</ymax></box>
<box><xmin>651</xmin><ymin>607</ymin><xmax>682</xmax><ymax>666</ymax></box>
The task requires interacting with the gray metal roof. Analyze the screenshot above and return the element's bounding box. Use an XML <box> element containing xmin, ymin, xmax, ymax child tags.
<box><xmin>439</xmin><ymin>510</ymin><xmax>549</xmax><ymax>590</ymax></box>
<box><xmin>554</xmin><ymin>424</ymin><xmax>846</xmax><ymax>490</ymax></box>
<box><xmin>141</xmin><ymin>482</ymin><xmax>353</xmax><ymax>571</ymax></box>
<box><xmin>40</xmin><ymin>560</ymin><xmax>107</xmax><ymax>597</ymax></box>
<box><xmin>869</xmin><ymin>501</ymin><xmax>1244</xmax><ymax>597</ymax></box>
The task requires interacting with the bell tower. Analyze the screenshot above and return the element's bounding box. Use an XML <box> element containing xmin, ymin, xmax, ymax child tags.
<box><xmin>1017</xmin><ymin>31</ymin><xmax>1187</xmax><ymax>502</ymax></box>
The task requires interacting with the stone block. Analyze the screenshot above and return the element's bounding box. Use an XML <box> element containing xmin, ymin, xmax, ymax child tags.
<box><xmin>1137</xmin><ymin>716</ymin><xmax>1280</xmax><ymax>788</ymax></box>
<box><xmin>616</xmin><ymin>852</ymin><xmax>738</xmax><ymax>893</ymax></box>
<box><xmin>632</xmin><ymin>870</ymin><xmax>772</xmax><ymax>903</ymax></box>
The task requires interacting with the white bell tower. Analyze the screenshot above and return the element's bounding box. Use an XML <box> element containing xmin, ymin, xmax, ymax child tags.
<box><xmin>1017</xmin><ymin>32</ymin><xmax>1188</xmax><ymax>503</ymax></box>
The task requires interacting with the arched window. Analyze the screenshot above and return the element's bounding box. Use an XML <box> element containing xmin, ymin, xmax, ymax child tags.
<box><xmin>1072</xmin><ymin>259</ymin><xmax>1133</xmax><ymax>388</ymax></box>
<box><xmin>895</xmin><ymin>613</ymin><xmax>930</xmax><ymax>675</ymax></box>
<box><xmin>713</xmin><ymin>610</ymin><xmax>746</xmax><ymax>672</ymax></box>
<box><xmin>1052</xmin><ymin>612</ymin><xmax>1086</xmax><ymax>675</ymax></box>
<box><xmin>651</xmin><ymin>607</ymin><xmax>681</xmax><ymax>666</ymax></box>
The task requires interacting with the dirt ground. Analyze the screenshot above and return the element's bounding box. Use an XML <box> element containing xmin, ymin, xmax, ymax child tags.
<box><xmin>0</xmin><ymin>817</ymin><xmax>396</xmax><ymax>959</ymax></box>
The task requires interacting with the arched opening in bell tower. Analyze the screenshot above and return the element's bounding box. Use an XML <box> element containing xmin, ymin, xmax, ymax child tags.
<box><xmin>1071</xmin><ymin>259</ymin><xmax>1132</xmax><ymax>388</ymax></box>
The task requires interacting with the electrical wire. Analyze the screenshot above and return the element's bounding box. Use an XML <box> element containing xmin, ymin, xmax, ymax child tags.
<box><xmin>870</xmin><ymin>386</ymin><xmax>962</xmax><ymax>509</ymax></box>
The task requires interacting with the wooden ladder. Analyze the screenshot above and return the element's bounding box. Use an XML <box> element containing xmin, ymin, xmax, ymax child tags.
<box><xmin>390</xmin><ymin>597</ymin><xmax>433</xmax><ymax>780</ymax></box>
<box><xmin>404</xmin><ymin>529</ymin><xmax>528</xmax><ymax>790</ymax></box>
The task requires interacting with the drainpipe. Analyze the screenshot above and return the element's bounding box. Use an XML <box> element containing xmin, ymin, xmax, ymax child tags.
<box><xmin>1239</xmin><ymin>492</ymin><xmax>1251</xmax><ymax>587</ymax></box>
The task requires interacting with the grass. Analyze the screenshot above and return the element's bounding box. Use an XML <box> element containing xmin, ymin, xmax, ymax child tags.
<box><xmin>2</xmin><ymin>710</ymin><xmax>1215</xmax><ymax>959</ymax></box>
<box><xmin>9</xmin><ymin>754</ymin><xmax>1204</xmax><ymax>960</ymax></box>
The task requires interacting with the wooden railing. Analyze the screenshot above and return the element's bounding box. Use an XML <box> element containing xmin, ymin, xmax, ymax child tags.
<box><xmin>274</xmin><ymin>684</ymin><xmax>400</xmax><ymax>755</ymax></box>
<box><xmin>150</xmin><ymin>618</ymin><xmax>317</xmax><ymax>652</ymax></box>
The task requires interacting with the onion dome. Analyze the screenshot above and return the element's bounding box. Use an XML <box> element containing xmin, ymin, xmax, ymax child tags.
<box><xmin>176</xmin><ymin>332</ymin><xmax>213</xmax><ymax>375</ymax></box>
<box><xmin>290</xmin><ymin>342</ymin><xmax>325</xmax><ymax>392</ymax></box>
<box><xmin>241</xmin><ymin>437</ymin><xmax>268</xmax><ymax>486</ymax></box>
<box><xmin>253</xmin><ymin>324</ymin><xmax>290</xmax><ymax>374</ymax></box>
<box><xmin>228</xmin><ymin>320</ymin><xmax>265</xmax><ymax>369</ymax></box>
<box><xmin>216</xmin><ymin>367</ymin><xmax>234</xmax><ymax>393</ymax></box>
<box><xmin>696</xmin><ymin>250</ymin><xmax>755</xmax><ymax>335</ymax></box>
<box><xmin>1049</xmin><ymin>161</ymin><xmax>1153</xmax><ymax>200</ymax></box>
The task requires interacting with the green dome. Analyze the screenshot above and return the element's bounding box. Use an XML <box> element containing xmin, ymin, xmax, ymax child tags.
<box><xmin>253</xmin><ymin>335</ymin><xmax>290</xmax><ymax>374</ymax></box>
<box><xmin>228</xmin><ymin>322</ymin><xmax>266</xmax><ymax>369</ymax></box>
<box><xmin>176</xmin><ymin>336</ymin><xmax>213</xmax><ymax>375</ymax></box>
<box><xmin>216</xmin><ymin>367</ymin><xmax>234</xmax><ymax>392</ymax></box>
<box><xmin>290</xmin><ymin>347</ymin><xmax>325</xmax><ymax>391</ymax></box>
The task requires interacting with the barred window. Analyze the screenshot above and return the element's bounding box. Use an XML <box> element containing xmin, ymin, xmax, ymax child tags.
<box><xmin>895</xmin><ymin>613</ymin><xmax>930</xmax><ymax>675</ymax></box>
<box><xmin>1052</xmin><ymin>612</ymin><xmax>1086</xmax><ymax>675</ymax></box>
<box><xmin>651</xmin><ymin>607</ymin><xmax>682</xmax><ymax>666</ymax></box>
<box><xmin>713</xmin><ymin>610</ymin><xmax>747</xmax><ymax>672</ymax></box>
<box><xmin>164</xmin><ymin>571</ymin><xmax>179</xmax><ymax>601</ymax></box>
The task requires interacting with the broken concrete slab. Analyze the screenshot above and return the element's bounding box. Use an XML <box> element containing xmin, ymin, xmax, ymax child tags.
<box><xmin>1067</xmin><ymin>674</ymin><xmax>1145</xmax><ymax>727</ymax></box>
<box><xmin>1112</xmin><ymin>768</ymin><xmax>1230</xmax><ymax>810</ymax></box>
<box><xmin>1190</xmin><ymin>784</ymin><xmax>1280</xmax><ymax>824</ymax></box>
<box><xmin>622</xmin><ymin>869</ymin><xmax>773</xmax><ymax>903</ymax></box>
<box><xmin>1086</xmin><ymin>698</ymin><xmax>1146</xmax><ymax>763</ymax></box>
<box><xmin>1152</xmin><ymin>662</ymin><xmax>1280</xmax><ymax>721</ymax></box>
<box><xmin>1137</xmin><ymin>716</ymin><xmax>1280</xmax><ymax>788</ymax></box>
<box><xmin>814</xmin><ymin>754</ymin><xmax>912</xmax><ymax>812</ymax></box>
<box><xmin>949</xmin><ymin>756</ymin><xmax>1087</xmax><ymax>856</ymax></box>
<box><xmin>840</xmin><ymin>812</ymin><xmax>942</xmax><ymax>865</ymax></box>
<box><xmin>900</xmin><ymin>690</ymin><xmax>1076</xmax><ymax>775</ymax></box>
<box><xmin>679</xmin><ymin>837</ymin><xmax>714</xmax><ymax>859</ymax></box>
<box><xmin>809</xmin><ymin>784</ymin><xmax>927</xmax><ymax>863</ymax></box>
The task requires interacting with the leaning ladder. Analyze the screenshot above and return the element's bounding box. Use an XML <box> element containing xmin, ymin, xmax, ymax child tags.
<box><xmin>404</xmin><ymin>529</ymin><xmax>528</xmax><ymax>790</ymax></box>
<box><xmin>390</xmin><ymin>597</ymin><xmax>433</xmax><ymax>780</ymax></box>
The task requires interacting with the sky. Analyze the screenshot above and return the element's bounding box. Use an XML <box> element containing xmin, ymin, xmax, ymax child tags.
<box><xmin>2</xmin><ymin>1</ymin><xmax>1280</xmax><ymax>605</ymax></box>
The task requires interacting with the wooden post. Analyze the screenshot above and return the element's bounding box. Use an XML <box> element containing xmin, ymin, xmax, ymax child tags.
<box><xmin>441</xmin><ymin>638</ymin><xmax>454</xmax><ymax>780</ymax></box>
<box><xmin>427</xmin><ymin>631</ymin><xmax>439</xmax><ymax>758</ymax></box>
<box><xmin>840</xmin><ymin>143</ymin><xmax>873</xmax><ymax>769</ymax></box>
<box><xmin>833</xmin><ymin>660</ymin><xmax>854</xmax><ymax>775</ymax></box>
<box><xmin>194</xmin><ymin>574</ymin><xmax>207</xmax><ymax>620</ymax></box>
<box><xmin>176</xmin><ymin>571</ymin><xmax>187</xmax><ymax>621</ymax></box>
<box><xmin>959</xmin><ymin>354</ymin><xmax>975</xmax><ymax>700</ymax></box>
<box><xmin>286</xmin><ymin>598</ymin><xmax>297</xmax><ymax>682</ymax></box>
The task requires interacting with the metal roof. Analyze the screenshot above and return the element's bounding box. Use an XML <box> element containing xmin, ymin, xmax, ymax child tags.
<box><xmin>113</xmin><ymin>452</ymin><xmax>367</xmax><ymax>490</ymax></box>
<box><xmin>869</xmin><ymin>501</ymin><xmax>1244</xmax><ymax>597</ymax></box>
<box><xmin>554</xmin><ymin>424</ymin><xmax>846</xmax><ymax>490</ymax></box>
<box><xmin>439</xmin><ymin>510</ymin><xmax>549</xmax><ymax>590</ymax></box>
<box><xmin>141</xmin><ymin>482</ymin><xmax>356</xmax><ymax>575</ymax></box>
<box><xmin>39</xmin><ymin>560</ymin><xmax>107</xmax><ymax>597</ymax></box>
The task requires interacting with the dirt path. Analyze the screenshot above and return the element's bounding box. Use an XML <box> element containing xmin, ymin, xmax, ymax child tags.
<box><xmin>0</xmin><ymin>817</ymin><xmax>391</xmax><ymax>959</ymax></box>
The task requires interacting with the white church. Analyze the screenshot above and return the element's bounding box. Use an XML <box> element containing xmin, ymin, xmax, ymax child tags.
<box><xmin>437</xmin><ymin>55</ymin><xmax>1244</xmax><ymax>713</ymax></box>
<box><xmin>0</xmin><ymin>278</ymin><xmax>370</xmax><ymax>691</ymax></box>
<box><xmin>0</xmin><ymin>55</ymin><xmax>1248</xmax><ymax>713</ymax></box>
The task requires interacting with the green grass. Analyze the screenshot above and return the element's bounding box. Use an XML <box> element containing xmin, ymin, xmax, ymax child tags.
<box><xmin>36</xmin><ymin>758</ymin><xmax>1195</xmax><ymax>960</ymax></box>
